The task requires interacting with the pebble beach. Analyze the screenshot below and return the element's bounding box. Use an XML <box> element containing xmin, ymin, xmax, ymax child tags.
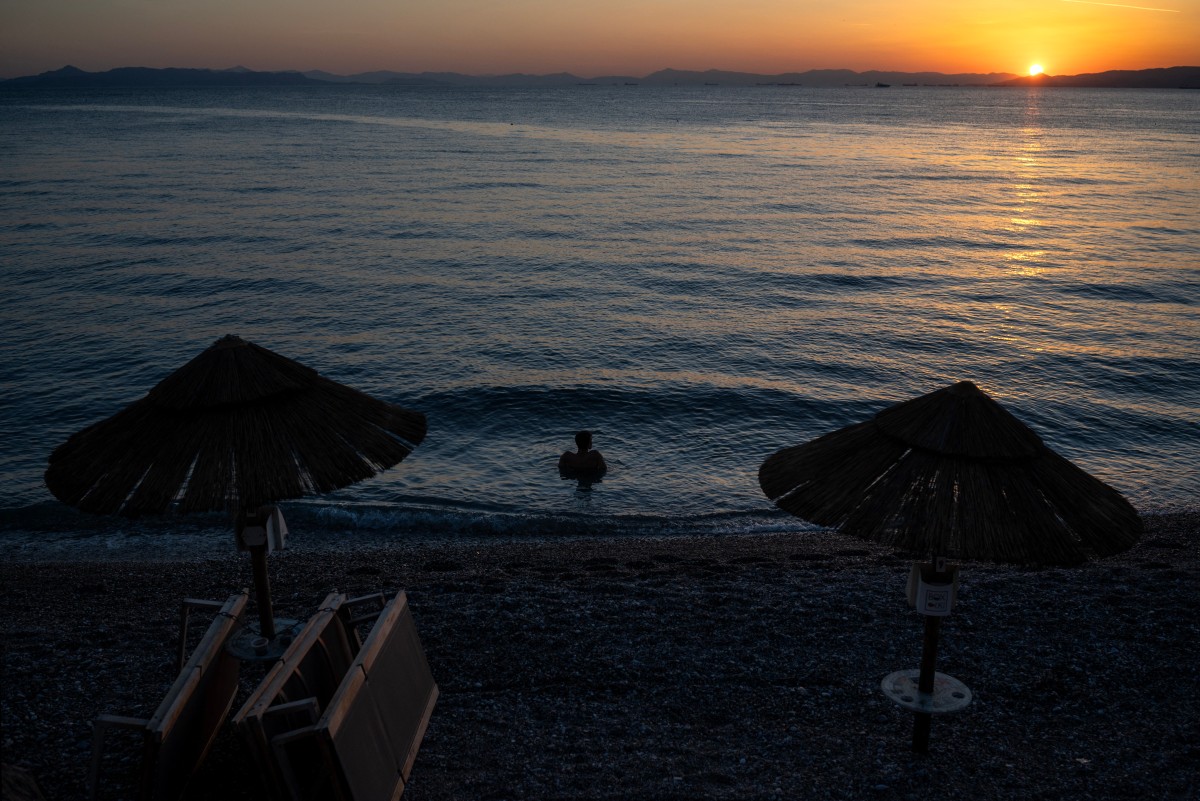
<box><xmin>2</xmin><ymin>513</ymin><xmax>1197</xmax><ymax>801</ymax></box>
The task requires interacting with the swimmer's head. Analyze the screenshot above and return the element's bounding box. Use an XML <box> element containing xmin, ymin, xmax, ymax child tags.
<box><xmin>575</xmin><ymin>430</ymin><xmax>593</xmax><ymax>451</ymax></box>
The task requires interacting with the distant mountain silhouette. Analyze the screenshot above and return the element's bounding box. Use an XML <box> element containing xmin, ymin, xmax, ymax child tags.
<box><xmin>995</xmin><ymin>66</ymin><xmax>1200</xmax><ymax>88</ymax></box>
<box><xmin>6</xmin><ymin>64</ymin><xmax>1197</xmax><ymax>89</ymax></box>
<box><xmin>301</xmin><ymin>69</ymin><xmax>643</xmax><ymax>86</ymax></box>
<box><xmin>299</xmin><ymin>67</ymin><xmax>1015</xmax><ymax>87</ymax></box>
<box><xmin>3</xmin><ymin>65</ymin><xmax>315</xmax><ymax>87</ymax></box>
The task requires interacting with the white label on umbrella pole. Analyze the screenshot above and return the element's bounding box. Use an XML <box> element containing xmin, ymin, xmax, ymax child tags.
<box><xmin>909</xmin><ymin>563</ymin><xmax>959</xmax><ymax>616</ymax></box>
<box><xmin>918</xmin><ymin>582</ymin><xmax>954</xmax><ymax>616</ymax></box>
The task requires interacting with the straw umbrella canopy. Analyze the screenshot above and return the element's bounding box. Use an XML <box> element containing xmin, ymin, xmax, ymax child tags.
<box><xmin>46</xmin><ymin>334</ymin><xmax>426</xmax><ymax>515</ymax></box>
<box><xmin>45</xmin><ymin>334</ymin><xmax>426</xmax><ymax>636</ymax></box>
<box><xmin>758</xmin><ymin>380</ymin><xmax>1140</xmax><ymax>565</ymax></box>
<box><xmin>759</xmin><ymin>380</ymin><xmax>1140</xmax><ymax>752</ymax></box>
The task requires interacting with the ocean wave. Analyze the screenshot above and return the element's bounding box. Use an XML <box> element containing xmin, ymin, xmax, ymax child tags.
<box><xmin>0</xmin><ymin>497</ymin><xmax>820</xmax><ymax>561</ymax></box>
<box><xmin>1</xmin><ymin>491</ymin><xmax>1190</xmax><ymax>563</ymax></box>
<box><xmin>1058</xmin><ymin>281</ymin><xmax>1195</xmax><ymax>305</ymax></box>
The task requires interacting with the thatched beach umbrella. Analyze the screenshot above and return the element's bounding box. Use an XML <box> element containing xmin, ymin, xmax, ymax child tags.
<box><xmin>758</xmin><ymin>380</ymin><xmax>1140</xmax><ymax>750</ymax></box>
<box><xmin>45</xmin><ymin>334</ymin><xmax>426</xmax><ymax>639</ymax></box>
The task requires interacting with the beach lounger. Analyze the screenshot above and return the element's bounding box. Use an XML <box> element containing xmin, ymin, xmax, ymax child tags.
<box><xmin>88</xmin><ymin>591</ymin><xmax>249</xmax><ymax>801</ymax></box>
<box><xmin>232</xmin><ymin>592</ymin><xmax>356</xmax><ymax>798</ymax></box>
<box><xmin>240</xmin><ymin>591</ymin><xmax>438</xmax><ymax>801</ymax></box>
<box><xmin>232</xmin><ymin>591</ymin><xmax>392</xmax><ymax>799</ymax></box>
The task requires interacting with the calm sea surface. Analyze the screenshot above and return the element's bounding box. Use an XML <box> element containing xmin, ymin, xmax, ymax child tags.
<box><xmin>2</xmin><ymin>85</ymin><xmax>1197</xmax><ymax>558</ymax></box>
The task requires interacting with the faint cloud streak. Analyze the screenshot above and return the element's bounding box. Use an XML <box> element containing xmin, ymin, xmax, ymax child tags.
<box><xmin>1061</xmin><ymin>0</ymin><xmax>1180</xmax><ymax>12</ymax></box>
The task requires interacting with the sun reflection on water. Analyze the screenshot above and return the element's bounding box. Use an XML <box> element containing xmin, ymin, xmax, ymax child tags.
<box><xmin>1003</xmin><ymin>92</ymin><xmax>1049</xmax><ymax>275</ymax></box>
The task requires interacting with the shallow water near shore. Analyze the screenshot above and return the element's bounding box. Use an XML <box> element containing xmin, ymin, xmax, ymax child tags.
<box><xmin>2</xmin><ymin>84</ymin><xmax>1198</xmax><ymax>557</ymax></box>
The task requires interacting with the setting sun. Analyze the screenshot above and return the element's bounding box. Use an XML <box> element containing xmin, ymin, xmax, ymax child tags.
<box><xmin>1029</xmin><ymin>64</ymin><xmax>1045</xmax><ymax>76</ymax></box>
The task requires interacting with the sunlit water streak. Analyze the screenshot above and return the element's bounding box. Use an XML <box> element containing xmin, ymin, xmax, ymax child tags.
<box><xmin>1</xmin><ymin>85</ymin><xmax>1197</xmax><ymax>558</ymax></box>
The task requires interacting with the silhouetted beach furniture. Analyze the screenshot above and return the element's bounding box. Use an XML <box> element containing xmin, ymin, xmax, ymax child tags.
<box><xmin>759</xmin><ymin>380</ymin><xmax>1141</xmax><ymax>752</ymax></box>
<box><xmin>88</xmin><ymin>592</ymin><xmax>249</xmax><ymax>801</ymax></box>
<box><xmin>44</xmin><ymin>334</ymin><xmax>426</xmax><ymax>645</ymax></box>
<box><xmin>234</xmin><ymin>590</ymin><xmax>438</xmax><ymax>801</ymax></box>
<box><xmin>234</xmin><ymin>591</ymin><xmax>360</xmax><ymax>793</ymax></box>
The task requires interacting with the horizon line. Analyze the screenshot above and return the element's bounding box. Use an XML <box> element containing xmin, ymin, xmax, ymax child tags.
<box><xmin>9</xmin><ymin>63</ymin><xmax>1198</xmax><ymax>82</ymax></box>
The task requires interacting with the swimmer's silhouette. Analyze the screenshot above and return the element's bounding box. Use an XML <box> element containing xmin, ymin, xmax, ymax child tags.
<box><xmin>559</xmin><ymin>430</ymin><xmax>606</xmax><ymax>482</ymax></box>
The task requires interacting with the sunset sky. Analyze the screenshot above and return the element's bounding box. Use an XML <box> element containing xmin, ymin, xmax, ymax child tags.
<box><xmin>2</xmin><ymin>0</ymin><xmax>1196</xmax><ymax>79</ymax></box>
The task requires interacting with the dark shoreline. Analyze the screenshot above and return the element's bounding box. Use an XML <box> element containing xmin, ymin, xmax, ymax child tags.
<box><xmin>3</xmin><ymin>513</ymin><xmax>1197</xmax><ymax>800</ymax></box>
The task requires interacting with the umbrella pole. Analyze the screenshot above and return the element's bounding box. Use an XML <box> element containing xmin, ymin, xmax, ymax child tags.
<box><xmin>250</xmin><ymin>544</ymin><xmax>277</xmax><ymax>641</ymax></box>
<box><xmin>912</xmin><ymin>612</ymin><xmax>940</xmax><ymax>753</ymax></box>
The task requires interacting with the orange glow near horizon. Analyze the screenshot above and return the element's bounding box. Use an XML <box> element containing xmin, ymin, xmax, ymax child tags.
<box><xmin>0</xmin><ymin>0</ymin><xmax>1196</xmax><ymax>79</ymax></box>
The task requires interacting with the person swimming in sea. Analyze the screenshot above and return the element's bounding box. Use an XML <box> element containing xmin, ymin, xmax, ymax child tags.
<box><xmin>559</xmin><ymin>430</ymin><xmax>607</xmax><ymax>475</ymax></box>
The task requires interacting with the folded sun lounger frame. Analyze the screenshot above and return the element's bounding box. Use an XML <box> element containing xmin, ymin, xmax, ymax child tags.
<box><xmin>235</xmin><ymin>590</ymin><xmax>437</xmax><ymax>801</ymax></box>
<box><xmin>233</xmin><ymin>591</ymin><xmax>361</xmax><ymax>798</ymax></box>
<box><xmin>88</xmin><ymin>591</ymin><xmax>249</xmax><ymax>801</ymax></box>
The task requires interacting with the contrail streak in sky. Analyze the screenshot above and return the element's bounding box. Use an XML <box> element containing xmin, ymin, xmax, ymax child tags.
<box><xmin>1061</xmin><ymin>0</ymin><xmax>1180</xmax><ymax>11</ymax></box>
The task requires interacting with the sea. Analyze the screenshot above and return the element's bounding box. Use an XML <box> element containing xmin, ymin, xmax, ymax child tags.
<box><xmin>2</xmin><ymin>84</ymin><xmax>1197</xmax><ymax>560</ymax></box>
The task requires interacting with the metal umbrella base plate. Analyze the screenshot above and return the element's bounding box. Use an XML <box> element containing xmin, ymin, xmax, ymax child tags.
<box><xmin>881</xmin><ymin>669</ymin><xmax>972</xmax><ymax>714</ymax></box>
<box><xmin>227</xmin><ymin>618</ymin><xmax>303</xmax><ymax>662</ymax></box>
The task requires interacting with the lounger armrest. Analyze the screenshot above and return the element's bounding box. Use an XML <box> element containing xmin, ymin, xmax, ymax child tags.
<box><xmin>343</xmin><ymin>592</ymin><xmax>388</xmax><ymax>628</ymax></box>
<box><xmin>269</xmin><ymin>722</ymin><xmax>318</xmax><ymax>748</ymax></box>
<box><xmin>262</xmin><ymin>698</ymin><xmax>321</xmax><ymax>727</ymax></box>
<box><xmin>181</xmin><ymin>598</ymin><xmax>224</xmax><ymax>610</ymax></box>
<box><xmin>89</xmin><ymin>715</ymin><xmax>149</xmax><ymax>801</ymax></box>
<box><xmin>177</xmin><ymin>592</ymin><xmax>249</xmax><ymax>672</ymax></box>
<box><xmin>95</xmin><ymin>714</ymin><xmax>149</xmax><ymax>729</ymax></box>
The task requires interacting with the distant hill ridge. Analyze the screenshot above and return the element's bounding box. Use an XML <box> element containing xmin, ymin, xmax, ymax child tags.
<box><xmin>996</xmin><ymin>66</ymin><xmax>1200</xmax><ymax>88</ymax></box>
<box><xmin>4</xmin><ymin>65</ymin><xmax>312</xmax><ymax>87</ymax></box>
<box><xmin>5</xmin><ymin>64</ymin><xmax>1199</xmax><ymax>89</ymax></box>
